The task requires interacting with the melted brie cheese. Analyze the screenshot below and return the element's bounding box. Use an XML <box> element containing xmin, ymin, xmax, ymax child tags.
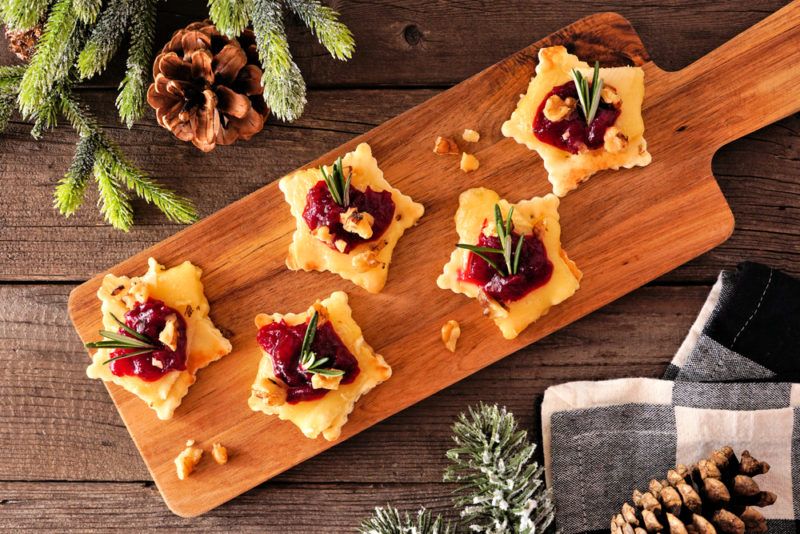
<box><xmin>248</xmin><ymin>291</ymin><xmax>392</xmax><ymax>441</ymax></box>
<box><xmin>502</xmin><ymin>46</ymin><xmax>651</xmax><ymax>197</ymax></box>
<box><xmin>437</xmin><ymin>188</ymin><xmax>582</xmax><ymax>339</ymax></box>
<box><xmin>279</xmin><ymin>143</ymin><xmax>425</xmax><ymax>293</ymax></box>
<box><xmin>86</xmin><ymin>258</ymin><xmax>233</xmax><ymax>420</ymax></box>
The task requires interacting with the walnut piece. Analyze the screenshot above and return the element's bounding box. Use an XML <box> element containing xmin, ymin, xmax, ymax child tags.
<box><xmin>352</xmin><ymin>250</ymin><xmax>381</xmax><ymax>272</ymax></box>
<box><xmin>311</xmin><ymin>225</ymin><xmax>335</xmax><ymax>246</ymax></box>
<box><xmin>211</xmin><ymin>443</ymin><xmax>228</xmax><ymax>465</ymax></box>
<box><xmin>460</xmin><ymin>152</ymin><xmax>480</xmax><ymax>172</ymax></box>
<box><xmin>601</xmin><ymin>85</ymin><xmax>621</xmax><ymax>105</ymax></box>
<box><xmin>252</xmin><ymin>379</ymin><xmax>287</xmax><ymax>407</ymax></box>
<box><xmin>543</xmin><ymin>95</ymin><xmax>576</xmax><ymax>122</ymax></box>
<box><xmin>311</xmin><ymin>373</ymin><xmax>343</xmax><ymax>390</ymax></box>
<box><xmin>433</xmin><ymin>136</ymin><xmax>459</xmax><ymax>155</ymax></box>
<box><xmin>603</xmin><ymin>126</ymin><xmax>629</xmax><ymax>154</ymax></box>
<box><xmin>462</xmin><ymin>129</ymin><xmax>480</xmax><ymax>143</ymax></box>
<box><xmin>175</xmin><ymin>442</ymin><xmax>203</xmax><ymax>480</ymax></box>
<box><xmin>158</xmin><ymin>314</ymin><xmax>179</xmax><ymax>352</ymax></box>
<box><xmin>334</xmin><ymin>239</ymin><xmax>347</xmax><ymax>253</ymax></box>
<box><xmin>441</xmin><ymin>319</ymin><xmax>461</xmax><ymax>353</ymax></box>
<box><xmin>340</xmin><ymin>207</ymin><xmax>374</xmax><ymax>239</ymax></box>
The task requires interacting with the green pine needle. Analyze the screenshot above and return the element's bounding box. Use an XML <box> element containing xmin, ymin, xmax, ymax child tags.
<box><xmin>0</xmin><ymin>0</ymin><xmax>51</xmax><ymax>30</ymax></box>
<box><xmin>208</xmin><ymin>0</ymin><xmax>251</xmax><ymax>37</ymax></box>
<box><xmin>283</xmin><ymin>0</ymin><xmax>355</xmax><ymax>61</ymax></box>
<box><xmin>54</xmin><ymin>133</ymin><xmax>98</xmax><ymax>217</ymax></box>
<box><xmin>77</xmin><ymin>0</ymin><xmax>133</xmax><ymax>80</ymax></box>
<box><xmin>93</xmin><ymin>149</ymin><xmax>134</xmax><ymax>231</ymax></box>
<box><xmin>72</xmin><ymin>0</ymin><xmax>103</xmax><ymax>24</ymax></box>
<box><xmin>117</xmin><ymin>0</ymin><xmax>158</xmax><ymax>127</ymax></box>
<box><xmin>444</xmin><ymin>403</ymin><xmax>556</xmax><ymax>534</ymax></box>
<box><xmin>358</xmin><ymin>507</ymin><xmax>455</xmax><ymax>534</ymax></box>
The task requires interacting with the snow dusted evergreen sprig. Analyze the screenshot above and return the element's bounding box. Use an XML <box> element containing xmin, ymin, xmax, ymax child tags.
<box><xmin>358</xmin><ymin>403</ymin><xmax>557</xmax><ymax>534</ymax></box>
<box><xmin>0</xmin><ymin>0</ymin><xmax>354</xmax><ymax>230</ymax></box>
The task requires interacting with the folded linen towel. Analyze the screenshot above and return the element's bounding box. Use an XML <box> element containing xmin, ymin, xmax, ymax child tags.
<box><xmin>542</xmin><ymin>263</ymin><xmax>800</xmax><ymax>534</ymax></box>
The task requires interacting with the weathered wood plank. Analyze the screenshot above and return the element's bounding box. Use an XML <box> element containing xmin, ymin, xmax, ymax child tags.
<box><xmin>1</xmin><ymin>0</ymin><xmax>789</xmax><ymax>86</ymax></box>
<box><xmin>0</xmin><ymin>480</ymin><xmax>455</xmax><ymax>532</ymax></box>
<box><xmin>0</xmin><ymin>284</ymin><xmax>703</xmax><ymax>483</ymax></box>
<box><xmin>0</xmin><ymin>87</ymin><xmax>797</xmax><ymax>282</ymax></box>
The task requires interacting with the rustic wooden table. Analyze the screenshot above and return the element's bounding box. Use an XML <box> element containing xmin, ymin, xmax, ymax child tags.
<box><xmin>1</xmin><ymin>1</ymin><xmax>796</xmax><ymax>531</ymax></box>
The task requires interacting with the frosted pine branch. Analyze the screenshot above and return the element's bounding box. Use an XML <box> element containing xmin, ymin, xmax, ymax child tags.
<box><xmin>358</xmin><ymin>507</ymin><xmax>455</xmax><ymax>534</ymax></box>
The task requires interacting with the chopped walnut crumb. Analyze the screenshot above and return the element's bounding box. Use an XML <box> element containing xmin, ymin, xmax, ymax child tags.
<box><xmin>175</xmin><ymin>443</ymin><xmax>203</xmax><ymax>480</ymax></box>
<box><xmin>311</xmin><ymin>373</ymin><xmax>343</xmax><ymax>390</ymax></box>
<box><xmin>601</xmin><ymin>85</ymin><xmax>621</xmax><ymax>105</ymax></box>
<box><xmin>441</xmin><ymin>320</ymin><xmax>461</xmax><ymax>353</ymax></box>
<box><xmin>433</xmin><ymin>136</ymin><xmax>459</xmax><ymax>155</ymax></box>
<box><xmin>543</xmin><ymin>95</ymin><xmax>576</xmax><ymax>122</ymax></box>
<box><xmin>352</xmin><ymin>250</ymin><xmax>380</xmax><ymax>272</ymax></box>
<box><xmin>151</xmin><ymin>358</ymin><xmax>164</xmax><ymax>369</ymax></box>
<box><xmin>462</xmin><ymin>129</ymin><xmax>480</xmax><ymax>143</ymax></box>
<box><xmin>460</xmin><ymin>152</ymin><xmax>480</xmax><ymax>172</ymax></box>
<box><xmin>311</xmin><ymin>225</ymin><xmax>335</xmax><ymax>246</ymax></box>
<box><xmin>211</xmin><ymin>443</ymin><xmax>228</xmax><ymax>465</ymax></box>
<box><xmin>158</xmin><ymin>314</ymin><xmax>179</xmax><ymax>352</ymax></box>
<box><xmin>252</xmin><ymin>379</ymin><xmax>288</xmax><ymax>407</ymax></box>
<box><xmin>334</xmin><ymin>239</ymin><xmax>347</xmax><ymax>253</ymax></box>
<box><xmin>603</xmin><ymin>126</ymin><xmax>628</xmax><ymax>153</ymax></box>
<box><xmin>340</xmin><ymin>207</ymin><xmax>374</xmax><ymax>239</ymax></box>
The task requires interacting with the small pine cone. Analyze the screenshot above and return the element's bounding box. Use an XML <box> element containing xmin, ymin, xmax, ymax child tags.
<box><xmin>614</xmin><ymin>447</ymin><xmax>776</xmax><ymax>534</ymax></box>
<box><xmin>147</xmin><ymin>20</ymin><xmax>270</xmax><ymax>152</ymax></box>
<box><xmin>4</xmin><ymin>24</ymin><xmax>41</xmax><ymax>62</ymax></box>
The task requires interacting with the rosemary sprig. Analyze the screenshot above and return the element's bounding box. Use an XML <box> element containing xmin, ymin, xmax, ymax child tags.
<box><xmin>320</xmin><ymin>157</ymin><xmax>352</xmax><ymax>208</ymax></box>
<box><xmin>84</xmin><ymin>313</ymin><xmax>160</xmax><ymax>365</ymax></box>
<box><xmin>456</xmin><ymin>204</ymin><xmax>525</xmax><ymax>277</ymax></box>
<box><xmin>570</xmin><ymin>61</ymin><xmax>604</xmax><ymax>125</ymax></box>
<box><xmin>297</xmin><ymin>311</ymin><xmax>346</xmax><ymax>377</ymax></box>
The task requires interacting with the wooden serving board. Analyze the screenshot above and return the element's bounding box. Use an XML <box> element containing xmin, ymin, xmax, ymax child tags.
<box><xmin>68</xmin><ymin>4</ymin><xmax>800</xmax><ymax>517</ymax></box>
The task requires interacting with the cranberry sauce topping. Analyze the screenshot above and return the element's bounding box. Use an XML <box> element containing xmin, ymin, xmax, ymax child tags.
<box><xmin>257</xmin><ymin>319</ymin><xmax>360</xmax><ymax>404</ymax></box>
<box><xmin>302</xmin><ymin>180</ymin><xmax>395</xmax><ymax>253</ymax></box>
<box><xmin>459</xmin><ymin>231</ymin><xmax>554</xmax><ymax>304</ymax></box>
<box><xmin>109</xmin><ymin>299</ymin><xmax>187</xmax><ymax>382</ymax></box>
<box><xmin>533</xmin><ymin>81</ymin><xmax>620</xmax><ymax>154</ymax></box>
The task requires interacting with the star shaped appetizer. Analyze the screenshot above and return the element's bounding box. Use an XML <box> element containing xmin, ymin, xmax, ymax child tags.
<box><xmin>279</xmin><ymin>143</ymin><xmax>425</xmax><ymax>293</ymax></box>
<box><xmin>248</xmin><ymin>291</ymin><xmax>391</xmax><ymax>441</ymax></box>
<box><xmin>437</xmin><ymin>188</ymin><xmax>582</xmax><ymax>339</ymax></box>
<box><xmin>85</xmin><ymin>258</ymin><xmax>233</xmax><ymax>420</ymax></box>
<box><xmin>502</xmin><ymin>46</ymin><xmax>651</xmax><ymax>197</ymax></box>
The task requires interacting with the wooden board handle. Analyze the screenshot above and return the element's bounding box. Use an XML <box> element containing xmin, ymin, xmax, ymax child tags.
<box><xmin>674</xmin><ymin>0</ymin><xmax>800</xmax><ymax>151</ymax></box>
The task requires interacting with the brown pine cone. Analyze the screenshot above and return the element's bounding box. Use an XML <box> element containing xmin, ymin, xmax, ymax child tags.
<box><xmin>146</xmin><ymin>21</ymin><xmax>269</xmax><ymax>152</ymax></box>
<box><xmin>4</xmin><ymin>24</ymin><xmax>42</xmax><ymax>62</ymax></box>
<box><xmin>611</xmin><ymin>447</ymin><xmax>776</xmax><ymax>534</ymax></box>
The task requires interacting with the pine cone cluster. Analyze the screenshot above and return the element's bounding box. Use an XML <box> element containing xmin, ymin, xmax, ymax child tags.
<box><xmin>146</xmin><ymin>21</ymin><xmax>269</xmax><ymax>152</ymax></box>
<box><xmin>4</xmin><ymin>24</ymin><xmax>41</xmax><ymax>62</ymax></box>
<box><xmin>612</xmin><ymin>447</ymin><xmax>776</xmax><ymax>534</ymax></box>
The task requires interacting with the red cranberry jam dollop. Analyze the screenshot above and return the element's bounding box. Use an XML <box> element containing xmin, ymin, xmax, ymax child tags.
<box><xmin>109</xmin><ymin>298</ymin><xmax>187</xmax><ymax>382</ymax></box>
<box><xmin>460</xmin><ymin>230</ymin><xmax>554</xmax><ymax>304</ymax></box>
<box><xmin>533</xmin><ymin>81</ymin><xmax>620</xmax><ymax>154</ymax></box>
<box><xmin>257</xmin><ymin>318</ymin><xmax>360</xmax><ymax>404</ymax></box>
<box><xmin>303</xmin><ymin>180</ymin><xmax>395</xmax><ymax>253</ymax></box>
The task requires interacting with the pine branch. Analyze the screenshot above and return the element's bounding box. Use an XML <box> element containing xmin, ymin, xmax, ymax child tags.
<box><xmin>17</xmin><ymin>0</ymin><xmax>84</xmax><ymax>118</ymax></box>
<box><xmin>358</xmin><ymin>507</ymin><xmax>455</xmax><ymax>534</ymax></box>
<box><xmin>208</xmin><ymin>0</ymin><xmax>251</xmax><ymax>37</ymax></box>
<box><xmin>0</xmin><ymin>65</ymin><xmax>24</xmax><ymax>132</ymax></box>
<box><xmin>93</xmin><ymin>147</ymin><xmax>134</xmax><ymax>230</ymax></box>
<box><xmin>250</xmin><ymin>0</ymin><xmax>307</xmax><ymax>121</ymax></box>
<box><xmin>283</xmin><ymin>0</ymin><xmax>354</xmax><ymax>60</ymax></box>
<box><xmin>54</xmin><ymin>132</ymin><xmax>97</xmax><ymax>216</ymax></box>
<box><xmin>0</xmin><ymin>0</ymin><xmax>51</xmax><ymax>30</ymax></box>
<box><xmin>72</xmin><ymin>0</ymin><xmax>102</xmax><ymax>24</ymax></box>
<box><xmin>29</xmin><ymin>88</ymin><xmax>60</xmax><ymax>138</ymax></box>
<box><xmin>77</xmin><ymin>0</ymin><xmax>134</xmax><ymax>79</ymax></box>
<box><xmin>444</xmin><ymin>403</ymin><xmax>556</xmax><ymax>534</ymax></box>
<box><xmin>116</xmin><ymin>0</ymin><xmax>158</xmax><ymax>127</ymax></box>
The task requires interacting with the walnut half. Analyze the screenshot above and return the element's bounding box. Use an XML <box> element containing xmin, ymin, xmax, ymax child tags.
<box><xmin>340</xmin><ymin>207</ymin><xmax>374</xmax><ymax>239</ymax></box>
<box><xmin>543</xmin><ymin>95</ymin><xmax>576</xmax><ymax>122</ymax></box>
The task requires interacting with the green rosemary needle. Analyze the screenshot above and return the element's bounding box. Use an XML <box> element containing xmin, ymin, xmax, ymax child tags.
<box><xmin>298</xmin><ymin>311</ymin><xmax>345</xmax><ymax>377</ymax></box>
<box><xmin>456</xmin><ymin>203</ymin><xmax>525</xmax><ymax>277</ymax></box>
<box><xmin>84</xmin><ymin>313</ymin><xmax>160</xmax><ymax>365</ymax></box>
<box><xmin>570</xmin><ymin>61</ymin><xmax>604</xmax><ymax>124</ymax></box>
<box><xmin>320</xmin><ymin>157</ymin><xmax>352</xmax><ymax>208</ymax></box>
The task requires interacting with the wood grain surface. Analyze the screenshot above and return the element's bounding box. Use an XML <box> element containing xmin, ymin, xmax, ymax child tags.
<box><xmin>2</xmin><ymin>0</ymin><xmax>798</xmax><ymax>530</ymax></box>
<box><xmin>62</xmin><ymin>2</ymin><xmax>800</xmax><ymax>515</ymax></box>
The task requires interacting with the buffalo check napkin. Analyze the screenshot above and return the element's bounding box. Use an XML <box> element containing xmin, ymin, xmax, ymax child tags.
<box><xmin>541</xmin><ymin>263</ymin><xmax>800</xmax><ymax>534</ymax></box>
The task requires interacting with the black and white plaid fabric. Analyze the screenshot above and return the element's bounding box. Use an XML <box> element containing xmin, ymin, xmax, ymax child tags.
<box><xmin>541</xmin><ymin>263</ymin><xmax>800</xmax><ymax>534</ymax></box>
